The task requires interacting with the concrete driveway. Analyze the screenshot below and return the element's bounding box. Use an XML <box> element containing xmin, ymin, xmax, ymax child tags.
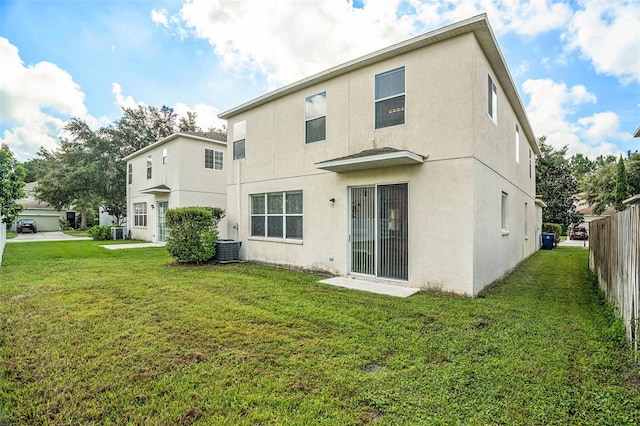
<box><xmin>7</xmin><ymin>231</ymin><xmax>91</xmax><ymax>243</ymax></box>
<box><xmin>559</xmin><ymin>238</ymin><xmax>589</xmax><ymax>248</ymax></box>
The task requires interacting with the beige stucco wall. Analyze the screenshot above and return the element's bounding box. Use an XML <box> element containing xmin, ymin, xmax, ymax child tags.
<box><xmin>127</xmin><ymin>135</ymin><xmax>227</xmax><ymax>242</ymax></box>
<box><xmin>224</xmin><ymin>32</ymin><xmax>537</xmax><ymax>296</ymax></box>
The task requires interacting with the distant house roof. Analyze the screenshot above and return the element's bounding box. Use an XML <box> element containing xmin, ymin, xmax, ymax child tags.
<box><xmin>123</xmin><ymin>132</ymin><xmax>227</xmax><ymax>161</ymax></box>
<box><xmin>218</xmin><ymin>14</ymin><xmax>539</xmax><ymax>155</ymax></box>
<box><xmin>634</xmin><ymin>125</ymin><xmax>640</xmax><ymax>138</ymax></box>
<box><xmin>315</xmin><ymin>147</ymin><xmax>424</xmax><ymax>172</ymax></box>
<box><xmin>578</xmin><ymin>204</ymin><xmax>616</xmax><ymax>217</ymax></box>
<box><xmin>623</xmin><ymin>194</ymin><xmax>640</xmax><ymax>205</ymax></box>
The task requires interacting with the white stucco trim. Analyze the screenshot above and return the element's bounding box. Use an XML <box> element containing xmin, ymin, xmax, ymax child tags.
<box><xmin>315</xmin><ymin>151</ymin><xmax>424</xmax><ymax>172</ymax></box>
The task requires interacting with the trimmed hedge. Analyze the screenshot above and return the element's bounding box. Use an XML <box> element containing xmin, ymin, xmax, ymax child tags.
<box><xmin>165</xmin><ymin>207</ymin><xmax>224</xmax><ymax>264</ymax></box>
<box><xmin>543</xmin><ymin>223</ymin><xmax>562</xmax><ymax>245</ymax></box>
<box><xmin>88</xmin><ymin>225</ymin><xmax>112</xmax><ymax>241</ymax></box>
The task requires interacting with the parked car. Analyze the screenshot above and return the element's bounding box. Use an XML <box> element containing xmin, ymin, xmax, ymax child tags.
<box><xmin>569</xmin><ymin>226</ymin><xmax>588</xmax><ymax>240</ymax></box>
<box><xmin>16</xmin><ymin>219</ymin><xmax>37</xmax><ymax>233</ymax></box>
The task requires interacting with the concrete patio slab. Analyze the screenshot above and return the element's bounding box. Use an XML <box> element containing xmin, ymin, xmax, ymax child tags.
<box><xmin>101</xmin><ymin>243</ymin><xmax>166</xmax><ymax>250</ymax></box>
<box><xmin>7</xmin><ymin>231</ymin><xmax>91</xmax><ymax>243</ymax></box>
<box><xmin>319</xmin><ymin>277</ymin><xmax>420</xmax><ymax>298</ymax></box>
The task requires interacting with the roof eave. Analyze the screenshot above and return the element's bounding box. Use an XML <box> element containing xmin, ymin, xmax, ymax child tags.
<box><xmin>123</xmin><ymin>133</ymin><xmax>227</xmax><ymax>161</ymax></box>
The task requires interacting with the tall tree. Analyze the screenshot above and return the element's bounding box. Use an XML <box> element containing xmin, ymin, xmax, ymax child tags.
<box><xmin>535</xmin><ymin>136</ymin><xmax>582</xmax><ymax>227</ymax></box>
<box><xmin>569</xmin><ymin>153</ymin><xmax>596</xmax><ymax>182</ymax></box>
<box><xmin>614</xmin><ymin>155</ymin><xmax>629</xmax><ymax>211</ymax></box>
<box><xmin>36</xmin><ymin>127</ymin><xmax>103</xmax><ymax>230</ymax></box>
<box><xmin>581</xmin><ymin>161</ymin><xmax>617</xmax><ymax>215</ymax></box>
<box><xmin>0</xmin><ymin>144</ymin><xmax>26</xmax><ymax>225</ymax></box>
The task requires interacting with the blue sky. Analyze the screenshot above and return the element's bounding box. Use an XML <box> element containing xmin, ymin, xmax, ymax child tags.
<box><xmin>1</xmin><ymin>0</ymin><xmax>638</xmax><ymax>162</ymax></box>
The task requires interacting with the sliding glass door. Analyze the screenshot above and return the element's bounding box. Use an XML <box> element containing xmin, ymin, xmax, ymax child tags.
<box><xmin>350</xmin><ymin>184</ymin><xmax>408</xmax><ymax>280</ymax></box>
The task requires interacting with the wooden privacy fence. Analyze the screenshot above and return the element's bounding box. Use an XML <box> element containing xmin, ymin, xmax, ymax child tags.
<box><xmin>589</xmin><ymin>205</ymin><xmax>640</xmax><ymax>361</ymax></box>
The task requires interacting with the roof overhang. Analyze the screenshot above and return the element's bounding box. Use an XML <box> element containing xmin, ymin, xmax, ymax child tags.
<box><xmin>315</xmin><ymin>150</ymin><xmax>424</xmax><ymax>173</ymax></box>
<box><xmin>634</xmin><ymin>125</ymin><xmax>640</xmax><ymax>138</ymax></box>
<box><xmin>140</xmin><ymin>185</ymin><xmax>171</xmax><ymax>194</ymax></box>
<box><xmin>623</xmin><ymin>194</ymin><xmax>640</xmax><ymax>205</ymax></box>
<box><xmin>535</xmin><ymin>198</ymin><xmax>547</xmax><ymax>208</ymax></box>
<box><xmin>123</xmin><ymin>132</ymin><xmax>226</xmax><ymax>161</ymax></box>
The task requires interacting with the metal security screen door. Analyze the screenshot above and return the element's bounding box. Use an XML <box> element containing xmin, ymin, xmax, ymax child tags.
<box><xmin>157</xmin><ymin>201</ymin><xmax>169</xmax><ymax>242</ymax></box>
<box><xmin>350</xmin><ymin>184</ymin><xmax>408</xmax><ymax>280</ymax></box>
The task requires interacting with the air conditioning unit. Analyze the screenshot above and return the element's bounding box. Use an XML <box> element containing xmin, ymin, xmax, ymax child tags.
<box><xmin>111</xmin><ymin>227</ymin><xmax>126</xmax><ymax>240</ymax></box>
<box><xmin>214</xmin><ymin>239</ymin><xmax>242</xmax><ymax>263</ymax></box>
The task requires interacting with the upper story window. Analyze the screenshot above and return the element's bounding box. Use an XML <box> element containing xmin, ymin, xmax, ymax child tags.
<box><xmin>305</xmin><ymin>92</ymin><xmax>326</xmax><ymax>143</ymax></box>
<box><xmin>128</xmin><ymin>163</ymin><xmax>133</xmax><ymax>184</ymax></box>
<box><xmin>515</xmin><ymin>124</ymin><xmax>520</xmax><ymax>163</ymax></box>
<box><xmin>250</xmin><ymin>191</ymin><xmax>303</xmax><ymax>240</ymax></box>
<box><xmin>205</xmin><ymin>148</ymin><xmax>224</xmax><ymax>170</ymax></box>
<box><xmin>375</xmin><ymin>67</ymin><xmax>405</xmax><ymax>129</ymax></box>
<box><xmin>488</xmin><ymin>74</ymin><xmax>497</xmax><ymax>123</ymax></box>
<box><xmin>162</xmin><ymin>148</ymin><xmax>167</xmax><ymax>165</ymax></box>
<box><xmin>233</xmin><ymin>120</ymin><xmax>246</xmax><ymax>160</ymax></box>
<box><xmin>146</xmin><ymin>155</ymin><xmax>152</xmax><ymax>179</ymax></box>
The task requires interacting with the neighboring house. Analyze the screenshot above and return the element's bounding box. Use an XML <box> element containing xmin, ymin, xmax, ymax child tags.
<box><xmin>577</xmin><ymin>204</ymin><xmax>616</xmax><ymax>229</ymax></box>
<box><xmin>218</xmin><ymin>14</ymin><xmax>542</xmax><ymax>297</ymax></box>
<box><xmin>9</xmin><ymin>182</ymin><xmax>68</xmax><ymax>232</ymax></box>
<box><xmin>124</xmin><ymin>132</ymin><xmax>227</xmax><ymax>243</ymax></box>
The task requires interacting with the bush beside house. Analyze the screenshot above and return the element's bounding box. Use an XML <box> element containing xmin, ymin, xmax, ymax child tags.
<box><xmin>165</xmin><ymin>207</ymin><xmax>224</xmax><ymax>264</ymax></box>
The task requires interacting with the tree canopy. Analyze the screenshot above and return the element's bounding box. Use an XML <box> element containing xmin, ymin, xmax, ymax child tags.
<box><xmin>0</xmin><ymin>144</ymin><xmax>26</xmax><ymax>225</ymax></box>
<box><xmin>581</xmin><ymin>151</ymin><xmax>640</xmax><ymax>214</ymax></box>
<box><xmin>535</xmin><ymin>136</ymin><xmax>582</xmax><ymax>227</ymax></box>
<box><xmin>34</xmin><ymin>105</ymin><xmax>224</xmax><ymax>229</ymax></box>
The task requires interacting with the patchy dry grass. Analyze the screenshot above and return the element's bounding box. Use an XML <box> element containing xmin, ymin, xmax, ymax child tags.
<box><xmin>1</xmin><ymin>241</ymin><xmax>639</xmax><ymax>425</ymax></box>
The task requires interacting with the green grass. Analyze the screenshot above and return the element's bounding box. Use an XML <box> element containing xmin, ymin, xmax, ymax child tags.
<box><xmin>5</xmin><ymin>232</ymin><xmax>16</xmax><ymax>240</ymax></box>
<box><xmin>62</xmin><ymin>229</ymin><xmax>90</xmax><ymax>237</ymax></box>
<box><xmin>1</xmin><ymin>242</ymin><xmax>638</xmax><ymax>425</ymax></box>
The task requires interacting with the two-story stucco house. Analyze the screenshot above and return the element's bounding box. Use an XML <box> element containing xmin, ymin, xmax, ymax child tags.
<box><xmin>124</xmin><ymin>132</ymin><xmax>227</xmax><ymax>243</ymax></box>
<box><xmin>218</xmin><ymin>14</ymin><xmax>542</xmax><ymax>296</ymax></box>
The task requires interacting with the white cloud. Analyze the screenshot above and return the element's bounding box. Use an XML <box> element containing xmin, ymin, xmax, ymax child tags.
<box><xmin>174</xmin><ymin>102</ymin><xmax>226</xmax><ymax>131</ymax></box>
<box><xmin>0</xmin><ymin>37</ymin><xmax>91</xmax><ymax>160</ymax></box>
<box><xmin>522</xmin><ymin>78</ymin><xmax>624</xmax><ymax>158</ymax></box>
<box><xmin>151</xmin><ymin>9</ymin><xmax>170</xmax><ymax>27</ymax></box>
<box><xmin>411</xmin><ymin>0</ymin><xmax>572</xmax><ymax>35</ymax></box>
<box><xmin>176</xmin><ymin>0</ymin><xmax>415</xmax><ymax>88</ymax></box>
<box><xmin>112</xmin><ymin>82</ymin><xmax>145</xmax><ymax>109</ymax></box>
<box><xmin>565</xmin><ymin>0</ymin><xmax>640</xmax><ymax>84</ymax></box>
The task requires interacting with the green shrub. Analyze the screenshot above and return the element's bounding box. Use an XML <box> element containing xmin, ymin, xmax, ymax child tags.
<box><xmin>88</xmin><ymin>225</ymin><xmax>112</xmax><ymax>240</ymax></box>
<box><xmin>165</xmin><ymin>207</ymin><xmax>224</xmax><ymax>264</ymax></box>
<box><xmin>543</xmin><ymin>223</ymin><xmax>562</xmax><ymax>244</ymax></box>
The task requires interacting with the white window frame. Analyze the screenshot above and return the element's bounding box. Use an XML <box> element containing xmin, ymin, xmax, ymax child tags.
<box><xmin>233</xmin><ymin>121</ymin><xmax>246</xmax><ymax>160</ymax></box>
<box><xmin>205</xmin><ymin>148</ymin><xmax>224</xmax><ymax>170</ymax></box>
<box><xmin>488</xmin><ymin>74</ymin><xmax>497</xmax><ymax>124</ymax></box>
<box><xmin>146</xmin><ymin>155</ymin><xmax>152</xmax><ymax>179</ymax></box>
<box><xmin>515</xmin><ymin>124</ymin><xmax>520</xmax><ymax>163</ymax></box>
<box><xmin>305</xmin><ymin>92</ymin><xmax>327</xmax><ymax>143</ymax></box>
<box><xmin>501</xmin><ymin>192</ymin><xmax>509</xmax><ymax>234</ymax></box>
<box><xmin>134</xmin><ymin>202</ymin><xmax>147</xmax><ymax>227</ymax></box>
<box><xmin>375</xmin><ymin>67</ymin><xmax>405</xmax><ymax>129</ymax></box>
<box><xmin>250</xmin><ymin>191</ymin><xmax>303</xmax><ymax>240</ymax></box>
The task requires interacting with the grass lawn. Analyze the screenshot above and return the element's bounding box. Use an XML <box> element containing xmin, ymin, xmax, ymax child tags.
<box><xmin>1</xmin><ymin>242</ymin><xmax>638</xmax><ymax>425</ymax></box>
<box><xmin>62</xmin><ymin>229</ymin><xmax>90</xmax><ymax>237</ymax></box>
